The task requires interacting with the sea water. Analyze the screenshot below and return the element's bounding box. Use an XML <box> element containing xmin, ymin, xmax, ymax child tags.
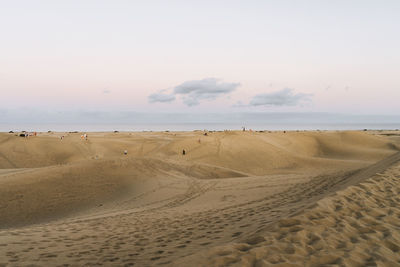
<box><xmin>1</xmin><ymin>122</ymin><xmax>399</xmax><ymax>132</ymax></box>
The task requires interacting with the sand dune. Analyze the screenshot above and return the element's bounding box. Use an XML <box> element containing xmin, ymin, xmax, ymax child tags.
<box><xmin>177</xmin><ymin>157</ymin><xmax>400</xmax><ymax>266</ymax></box>
<box><xmin>0</xmin><ymin>130</ymin><xmax>399</xmax><ymax>266</ymax></box>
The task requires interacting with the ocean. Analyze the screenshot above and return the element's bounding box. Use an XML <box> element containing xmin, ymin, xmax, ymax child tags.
<box><xmin>1</xmin><ymin>112</ymin><xmax>400</xmax><ymax>132</ymax></box>
<box><xmin>1</xmin><ymin>122</ymin><xmax>399</xmax><ymax>132</ymax></box>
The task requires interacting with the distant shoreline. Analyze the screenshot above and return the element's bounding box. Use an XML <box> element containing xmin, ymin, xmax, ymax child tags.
<box><xmin>1</xmin><ymin>122</ymin><xmax>400</xmax><ymax>133</ymax></box>
<box><xmin>2</xmin><ymin>129</ymin><xmax>400</xmax><ymax>134</ymax></box>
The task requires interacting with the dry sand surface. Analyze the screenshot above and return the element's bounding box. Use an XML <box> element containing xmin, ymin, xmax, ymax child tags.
<box><xmin>0</xmin><ymin>130</ymin><xmax>400</xmax><ymax>266</ymax></box>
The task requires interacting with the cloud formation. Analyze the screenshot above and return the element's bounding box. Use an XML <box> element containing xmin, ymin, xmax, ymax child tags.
<box><xmin>148</xmin><ymin>91</ymin><xmax>176</xmax><ymax>103</ymax></box>
<box><xmin>148</xmin><ymin>78</ymin><xmax>240</xmax><ymax>106</ymax></box>
<box><xmin>174</xmin><ymin>78</ymin><xmax>240</xmax><ymax>106</ymax></box>
<box><xmin>249</xmin><ymin>88</ymin><xmax>312</xmax><ymax>107</ymax></box>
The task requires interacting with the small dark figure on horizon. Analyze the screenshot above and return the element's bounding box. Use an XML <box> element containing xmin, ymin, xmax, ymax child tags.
<box><xmin>182</xmin><ymin>149</ymin><xmax>186</xmax><ymax>155</ymax></box>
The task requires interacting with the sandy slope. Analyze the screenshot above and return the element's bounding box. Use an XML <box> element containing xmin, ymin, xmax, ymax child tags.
<box><xmin>0</xmin><ymin>130</ymin><xmax>399</xmax><ymax>266</ymax></box>
<box><xmin>176</xmin><ymin>158</ymin><xmax>400</xmax><ymax>267</ymax></box>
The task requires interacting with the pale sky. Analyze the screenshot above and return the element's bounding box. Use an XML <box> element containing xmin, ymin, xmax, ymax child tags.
<box><xmin>1</xmin><ymin>0</ymin><xmax>399</xmax><ymax>115</ymax></box>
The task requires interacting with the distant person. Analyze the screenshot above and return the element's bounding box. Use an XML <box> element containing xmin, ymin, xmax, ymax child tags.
<box><xmin>124</xmin><ymin>150</ymin><xmax>128</xmax><ymax>155</ymax></box>
<box><xmin>182</xmin><ymin>149</ymin><xmax>186</xmax><ymax>155</ymax></box>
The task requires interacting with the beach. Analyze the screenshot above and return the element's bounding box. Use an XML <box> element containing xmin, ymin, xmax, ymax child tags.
<box><xmin>0</xmin><ymin>130</ymin><xmax>400</xmax><ymax>266</ymax></box>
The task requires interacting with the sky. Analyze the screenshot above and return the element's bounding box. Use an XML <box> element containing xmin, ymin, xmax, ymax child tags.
<box><xmin>1</xmin><ymin>0</ymin><xmax>400</xmax><ymax>116</ymax></box>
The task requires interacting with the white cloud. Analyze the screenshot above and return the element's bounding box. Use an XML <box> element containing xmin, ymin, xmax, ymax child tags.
<box><xmin>148</xmin><ymin>78</ymin><xmax>240</xmax><ymax>106</ymax></box>
<box><xmin>148</xmin><ymin>92</ymin><xmax>176</xmax><ymax>103</ymax></box>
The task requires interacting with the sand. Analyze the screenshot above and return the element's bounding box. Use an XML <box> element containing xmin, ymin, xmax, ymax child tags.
<box><xmin>0</xmin><ymin>130</ymin><xmax>399</xmax><ymax>266</ymax></box>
